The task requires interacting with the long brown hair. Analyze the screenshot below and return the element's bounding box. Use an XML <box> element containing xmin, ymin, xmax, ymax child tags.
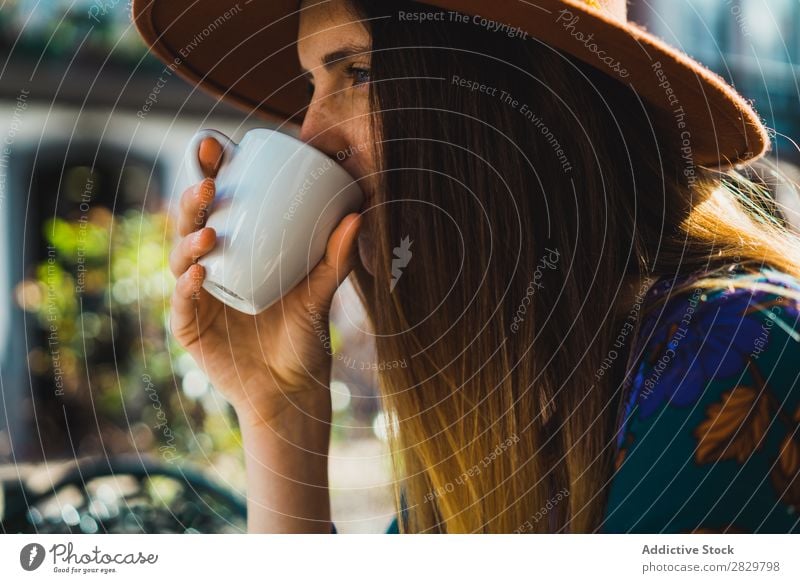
<box><xmin>346</xmin><ymin>0</ymin><xmax>800</xmax><ymax>533</ymax></box>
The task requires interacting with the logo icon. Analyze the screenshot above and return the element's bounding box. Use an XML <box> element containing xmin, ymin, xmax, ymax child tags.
<box><xmin>20</xmin><ymin>543</ymin><xmax>46</xmax><ymax>571</ymax></box>
<box><xmin>390</xmin><ymin>235</ymin><xmax>413</xmax><ymax>292</ymax></box>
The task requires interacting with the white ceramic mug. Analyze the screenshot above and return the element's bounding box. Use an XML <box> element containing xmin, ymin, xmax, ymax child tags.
<box><xmin>184</xmin><ymin>128</ymin><xmax>364</xmax><ymax>315</ymax></box>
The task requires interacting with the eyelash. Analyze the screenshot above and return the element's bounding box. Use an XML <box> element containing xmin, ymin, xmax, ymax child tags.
<box><xmin>305</xmin><ymin>65</ymin><xmax>371</xmax><ymax>99</ymax></box>
<box><xmin>347</xmin><ymin>64</ymin><xmax>371</xmax><ymax>87</ymax></box>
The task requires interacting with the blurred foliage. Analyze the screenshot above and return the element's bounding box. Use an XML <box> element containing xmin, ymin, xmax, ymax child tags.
<box><xmin>0</xmin><ymin>0</ymin><xmax>155</xmax><ymax>67</ymax></box>
<box><xmin>18</xmin><ymin>207</ymin><xmax>244</xmax><ymax>486</ymax></box>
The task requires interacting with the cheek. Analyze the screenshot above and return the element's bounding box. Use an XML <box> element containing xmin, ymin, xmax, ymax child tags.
<box><xmin>347</xmin><ymin>94</ymin><xmax>376</xmax><ymax>164</ymax></box>
<box><xmin>353</xmin><ymin>120</ymin><xmax>375</xmax><ymax>166</ymax></box>
<box><xmin>359</xmin><ymin>147</ymin><xmax>377</xmax><ymax>180</ymax></box>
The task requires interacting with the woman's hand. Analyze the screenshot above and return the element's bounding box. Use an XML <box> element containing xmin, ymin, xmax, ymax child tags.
<box><xmin>168</xmin><ymin>137</ymin><xmax>363</xmax><ymax>423</ymax></box>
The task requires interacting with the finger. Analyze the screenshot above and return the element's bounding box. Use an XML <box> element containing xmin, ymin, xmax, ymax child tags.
<box><xmin>178</xmin><ymin>178</ymin><xmax>216</xmax><ymax>237</ymax></box>
<box><xmin>170</xmin><ymin>263</ymin><xmax>205</xmax><ymax>338</ymax></box>
<box><xmin>198</xmin><ymin>137</ymin><xmax>224</xmax><ymax>178</ymax></box>
<box><xmin>169</xmin><ymin>227</ymin><xmax>216</xmax><ymax>278</ymax></box>
<box><xmin>306</xmin><ymin>213</ymin><xmax>363</xmax><ymax>303</ymax></box>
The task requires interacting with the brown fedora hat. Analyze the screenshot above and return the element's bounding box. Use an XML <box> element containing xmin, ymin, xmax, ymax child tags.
<box><xmin>132</xmin><ymin>0</ymin><xmax>769</xmax><ymax>168</ymax></box>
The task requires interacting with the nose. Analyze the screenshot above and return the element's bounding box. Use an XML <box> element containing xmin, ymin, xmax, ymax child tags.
<box><xmin>298</xmin><ymin>97</ymin><xmax>350</xmax><ymax>159</ymax></box>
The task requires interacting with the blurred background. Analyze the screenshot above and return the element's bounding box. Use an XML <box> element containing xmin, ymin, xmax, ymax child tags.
<box><xmin>0</xmin><ymin>0</ymin><xmax>798</xmax><ymax>533</ymax></box>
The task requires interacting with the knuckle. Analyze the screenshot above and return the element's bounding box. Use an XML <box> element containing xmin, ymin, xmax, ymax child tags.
<box><xmin>168</xmin><ymin>249</ymin><xmax>181</xmax><ymax>275</ymax></box>
<box><xmin>169</xmin><ymin>238</ymin><xmax>194</xmax><ymax>275</ymax></box>
<box><xmin>177</xmin><ymin>269</ymin><xmax>193</xmax><ymax>295</ymax></box>
<box><xmin>180</xmin><ymin>184</ymin><xmax>197</xmax><ymax>211</ymax></box>
<box><xmin>169</xmin><ymin>317</ymin><xmax>184</xmax><ymax>343</ymax></box>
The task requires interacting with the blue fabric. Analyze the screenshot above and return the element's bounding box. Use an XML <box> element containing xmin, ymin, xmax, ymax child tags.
<box><xmin>603</xmin><ymin>265</ymin><xmax>800</xmax><ymax>533</ymax></box>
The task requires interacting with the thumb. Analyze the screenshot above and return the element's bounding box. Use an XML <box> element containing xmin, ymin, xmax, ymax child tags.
<box><xmin>305</xmin><ymin>213</ymin><xmax>363</xmax><ymax>305</ymax></box>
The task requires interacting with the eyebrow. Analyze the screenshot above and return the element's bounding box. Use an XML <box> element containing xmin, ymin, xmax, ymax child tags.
<box><xmin>300</xmin><ymin>44</ymin><xmax>370</xmax><ymax>75</ymax></box>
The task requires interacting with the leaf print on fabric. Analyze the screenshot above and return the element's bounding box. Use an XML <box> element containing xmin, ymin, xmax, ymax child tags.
<box><xmin>770</xmin><ymin>424</ymin><xmax>800</xmax><ymax>508</ymax></box>
<box><xmin>604</xmin><ymin>267</ymin><xmax>800</xmax><ymax>534</ymax></box>
<box><xmin>615</xmin><ymin>432</ymin><xmax>634</xmax><ymax>471</ymax></box>
<box><xmin>614</xmin><ymin>269</ymin><xmax>779</xmax><ymax>449</ymax></box>
<box><xmin>637</xmin><ymin>288</ymin><xmax>772</xmax><ymax>419</ymax></box>
<box><xmin>694</xmin><ymin>365</ymin><xmax>774</xmax><ymax>464</ymax></box>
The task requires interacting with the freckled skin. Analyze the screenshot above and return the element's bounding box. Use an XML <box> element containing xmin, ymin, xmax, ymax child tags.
<box><xmin>298</xmin><ymin>0</ymin><xmax>379</xmax><ymax>275</ymax></box>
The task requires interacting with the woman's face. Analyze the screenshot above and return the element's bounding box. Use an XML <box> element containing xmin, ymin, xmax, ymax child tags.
<box><xmin>297</xmin><ymin>0</ymin><xmax>378</xmax><ymax>274</ymax></box>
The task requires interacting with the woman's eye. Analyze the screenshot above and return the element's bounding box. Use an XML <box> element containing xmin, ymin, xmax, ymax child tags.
<box><xmin>349</xmin><ymin>66</ymin><xmax>371</xmax><ymax>87</ymax></box>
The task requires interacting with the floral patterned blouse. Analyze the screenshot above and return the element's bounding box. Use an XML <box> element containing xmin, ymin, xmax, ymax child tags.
<box><xmin>338</xmin><ymin>264</ymin><xmax>800</xmax><ymax>534</ymax></box>
<box><xmin>602</xmin><ymin>263</ymin><xmax>800</xmax><ymax>533</ymax></box>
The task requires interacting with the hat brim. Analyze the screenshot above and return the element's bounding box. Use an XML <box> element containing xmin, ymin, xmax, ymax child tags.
<box><xmin>132</xmin><ymin>0</ymin><xmax>769</xmax><ymax>168</ymax></box>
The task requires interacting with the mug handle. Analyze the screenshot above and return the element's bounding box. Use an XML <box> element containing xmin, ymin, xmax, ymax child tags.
<box><xmin>185</xmin><ymin>128</ymin><xmax>238</xmax><ymax>183</ymax></box>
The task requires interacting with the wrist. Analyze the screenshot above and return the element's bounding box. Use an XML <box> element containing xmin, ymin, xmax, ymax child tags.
<box><xmin>234</xmin><ymin>386</ymin><xmax>332</xmax><ymax>533</ymax></box>
<box><xmin>234</xmin><ymin>386</ymin><xmax>332</xmax><ymax>433</ymax></box>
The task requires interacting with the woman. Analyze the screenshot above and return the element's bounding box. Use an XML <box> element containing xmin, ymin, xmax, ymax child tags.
<box><xmin>134</xmin><ymin>0</ymin><xmax>800</xmax><ymax>533</ymax></box>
